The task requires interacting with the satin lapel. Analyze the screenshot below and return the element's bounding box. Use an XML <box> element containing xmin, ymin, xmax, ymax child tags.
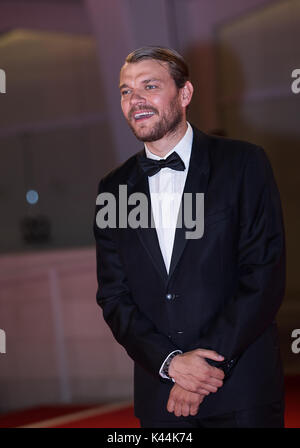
<box><xmin>127</xmin><ymin>151</ymin><xmax>168</xmax><ymax>284</ymax></box>
<box><xmin>168</xmin><ymin>128</ymin><xmax>211</xmax><ymax>281</ymax></box>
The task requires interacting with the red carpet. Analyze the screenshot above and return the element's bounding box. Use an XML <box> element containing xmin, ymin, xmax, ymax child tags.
<box><xmin>53</xmin><ymin>405</ymin><xmax>140</xmax><ymax>428</ymax></box>
<box><xmin>0</xmin><ymin>376</ymin><xmax>298</xmax><ymax>428</ymax></box>
<box><xmin>284</xmin><ymin>375</ymin><xmax>300</xmax><ymax>428</ymax></box>
<box><xmin>0</xmin><ymin>404</ymin><xmax>98</xmax><ymax>428</ymax></box>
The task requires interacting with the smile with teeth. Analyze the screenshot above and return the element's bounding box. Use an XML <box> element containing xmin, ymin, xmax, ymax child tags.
<box><xmin>134</xmin><ymin>111</ymin><xmax>155</xmax><ymax>121</ymax></box>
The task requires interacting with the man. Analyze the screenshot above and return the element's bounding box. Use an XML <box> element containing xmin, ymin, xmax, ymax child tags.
<box><xmin>93</xmin><ymin>46</ymin><xmax>286</xmax><ymax>427</ymax></box>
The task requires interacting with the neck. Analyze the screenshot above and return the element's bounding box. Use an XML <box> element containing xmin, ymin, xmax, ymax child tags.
<box><xmin>145</xmin><ymin>120</ymin><xmax>188</xmax><ymax>158</ymax></box>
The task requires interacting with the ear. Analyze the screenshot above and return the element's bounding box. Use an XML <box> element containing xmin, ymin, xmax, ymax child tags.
<box><xmin>180</xmin><ymin>81</ymin><xmax>194</xmax><ymax>107</ymax></box>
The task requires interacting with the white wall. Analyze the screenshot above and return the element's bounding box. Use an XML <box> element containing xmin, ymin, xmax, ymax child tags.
<box><xmin>0</xmin><ymin>248</ymin><xmax>133</xmax><ymax>413</ymax></box>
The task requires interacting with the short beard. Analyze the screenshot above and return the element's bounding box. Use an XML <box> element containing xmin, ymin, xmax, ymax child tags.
<box><xmin>128</xmin><ymin>95</ymin><xmax>183</xmax><ymax>143</ymax></box>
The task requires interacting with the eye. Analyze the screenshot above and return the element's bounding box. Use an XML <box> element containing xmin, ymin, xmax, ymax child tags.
<box><xmin>145</xmin><ymin>84</ymin><xmax>157</xmax><ymax>90</ymax></box>
<box><xmin>121</xmin><ymin>89</ymin><xmax>131</xmax><ymax>96</ymax></box>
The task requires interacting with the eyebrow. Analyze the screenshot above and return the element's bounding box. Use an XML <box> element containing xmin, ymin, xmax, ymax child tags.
<box><xmin>119</xmin><ymin>78</ymin><xmax>162</xmax><ymax>90</ymax></box>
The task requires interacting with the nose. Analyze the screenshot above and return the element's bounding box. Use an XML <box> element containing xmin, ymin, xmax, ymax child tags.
<box><xmin>129</xmin><ymin>89</ymin><xmax>146</xmax><ymax>105</ymax></box>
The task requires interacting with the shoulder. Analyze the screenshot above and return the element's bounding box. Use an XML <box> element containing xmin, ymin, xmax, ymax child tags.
<box><xmin>192</xmin><ymin>125</ymin><xmax>269</xmax><ymax>172</ymax></box>
<box><xmin>97</xmin><ymin>149</ymin><xmax>143</xmax><ymax>192</ymax></box>
<box><xmin>195</xmin><ymin>125</ymin><xmax>261</xmax><ymax>155</ymax></box>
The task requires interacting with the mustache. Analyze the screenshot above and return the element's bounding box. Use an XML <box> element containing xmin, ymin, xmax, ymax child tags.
<box><xmin>129</xmin><ymin>105</ymin><xmax>158</xmax><ymax>120</ymax></box>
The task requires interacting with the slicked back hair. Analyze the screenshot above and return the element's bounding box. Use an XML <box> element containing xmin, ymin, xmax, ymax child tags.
<box><xmin>124</xmin><ymin>46</ymin><xmax>189</xmax><ymax>90</ymax></box>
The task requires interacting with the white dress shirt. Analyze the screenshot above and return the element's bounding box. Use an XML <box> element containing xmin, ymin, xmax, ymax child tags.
<box><xmin>144</xmin><ymin>122</ymin><xmax>193</xmax><ymax>273</ymax></box>
<box><xmin>145</xmin><ymin>122</ymin><xmax>194</xmax><ymax>380</ymax></box>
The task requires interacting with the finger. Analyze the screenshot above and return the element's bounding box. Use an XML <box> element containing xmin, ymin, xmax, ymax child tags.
<box><xmin>181</xmin><ymin>402</ymin><xmax>190</xmax><ymax>417</ymax></box>
<box><xmin>196</xmin><ymin>349</ymin><xmax>224</xmax><ymax>362</ymax></box>
<box><xmin>189</xmin><ymin>404</ymin><xmax>199</xmax><ymax>416</ymax></box>
<box><xmin>167</xmin><ymin>397</ymin><xmax>175</xmax><ymax>413</ymax></box>
<box><xmin>177</xmin><ymin>375</ymin><xmax>218</xmax><ymax>395</ymax></box>
<box><xmin>197</xmin><ymin>383</ymin><xmax>218</xmax><ymax>394</ymax></box>
<box><xmin>205</xmin><ymin>376</ymin><xmax>223</xmax><ymax>388</ymax></box>
<box><xmin>210</xmin><ymin>366</ymin><xmax>225</xmax><ymax>380</ymax></box>
<box><xmin>199</xmin><ymin>377</ymin><xmax>225</xmax><ymax>393</ymax></box>
<box><xmin>175</xmin><ymin>376</ymin><xmax>200</xmax><ymax>394</ymax></box>
<box><xmin>174</xmin><ymin>401</ymin><xmax>182</xmax><ymax>417</ymax></box>
<box><xmin>197</xmin><ymin>388</ymin><xmax>210</xmax><ymax>396</ymax></box>
<box><xmin>198</xmin><ymin>395</ymin><xmax>206</xmax><ymax>405</ymax></box>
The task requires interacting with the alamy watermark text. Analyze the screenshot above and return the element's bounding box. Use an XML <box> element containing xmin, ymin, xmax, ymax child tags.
<box><xmin>0</xmin><ymin>329</ymin><xmax>6</xmax><ymax>354</ymax></box>
<box><xmin>96</xmin><ymin>186</ymin><xmax>204</xmax><ymax>239</ymax></box>
<box><xmin>0</xmin><ymin>69</ymin><xmax>6</xmax><ymax>93</ymax></box>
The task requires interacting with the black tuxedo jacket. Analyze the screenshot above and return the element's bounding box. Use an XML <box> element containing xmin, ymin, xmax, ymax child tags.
<box><xmin>93</xmin><ymin>126</ymin><xmax>286</xmax><ymax>421</ymax></box>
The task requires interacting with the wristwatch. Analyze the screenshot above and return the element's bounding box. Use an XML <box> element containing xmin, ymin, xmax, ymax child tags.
<box><xmin>161</xmin><ymin>351</ymin><xmax>181</xmax><ymax>380</ymax></box>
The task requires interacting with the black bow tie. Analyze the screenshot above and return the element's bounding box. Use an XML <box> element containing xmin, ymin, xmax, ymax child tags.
<box><xmin>139</xmin><ymin>151</ymin><xmax>185</xmax><ymax>177</ymax></box>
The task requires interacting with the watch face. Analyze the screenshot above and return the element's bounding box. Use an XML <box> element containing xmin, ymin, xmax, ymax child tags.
<box><xmin>163</xmin><ymin>360</ymin><xmax>173</xmax><ymax>377</ymax></box>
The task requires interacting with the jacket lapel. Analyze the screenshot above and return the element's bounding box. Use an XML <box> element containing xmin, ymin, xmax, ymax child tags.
<box><xmin>127</xmin><ymin>152</ymin><xmax>169</xmax><ymax>284</ymax></box>
<box><xmin>168</xmin><ymin>128</ymin><xmax>210</xmax><ymax>280</ymax></box>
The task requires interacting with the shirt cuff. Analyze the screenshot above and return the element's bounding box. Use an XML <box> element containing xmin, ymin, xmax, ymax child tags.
<box><xmin>159</xmin><ymin>350</ymin><xmax>182</xmax><ymax>380</ymax></box>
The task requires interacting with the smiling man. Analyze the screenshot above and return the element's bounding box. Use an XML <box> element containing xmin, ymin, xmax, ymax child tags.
<box><xmin>93</xmin><ymin>46</ymin><xmax>286</xmax><ymax>428</ymax></box>
<box><xmin>119</xmin><ymin>57</ymin><xmax>188</xmax><ymax>149</ymax></box>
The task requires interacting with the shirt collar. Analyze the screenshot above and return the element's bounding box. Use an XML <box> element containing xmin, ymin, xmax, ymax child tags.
<box><xmin>144</xmin><ymin>122</ymin><xmax>193</xmax><ymax>171</ymax></box>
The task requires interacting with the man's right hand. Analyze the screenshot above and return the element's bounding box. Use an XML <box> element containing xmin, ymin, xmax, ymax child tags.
<box><xmin>167</xmin><ymin>383</ymin><xmax>206</xmax><ymax>417</ymax></box>
<box><xmin>168</xmin><ymin>348</ymin><xmax>225</xmax><ymax>394</ymax></box>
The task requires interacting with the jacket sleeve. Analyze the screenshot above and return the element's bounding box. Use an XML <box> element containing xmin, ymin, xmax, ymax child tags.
<box><xmin>192</xmin><ymin>146</ymin><xmax>286</xmax><ymax>372</ymax></box>
<box><xmin>93</xmin><ymin>179</ymin><xmax>179</xmax><ymax>377</ymax></box>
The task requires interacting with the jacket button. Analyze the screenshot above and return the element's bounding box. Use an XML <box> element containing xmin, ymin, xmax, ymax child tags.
<box><xmin>166</xmin><ymin>293</ymin><xmax>180</xmax><ymax>300</ymax></box>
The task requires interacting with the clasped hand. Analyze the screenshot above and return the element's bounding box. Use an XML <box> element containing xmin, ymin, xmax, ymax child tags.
<box><xmin>167</xmin><ymin>348</ymin><xmax>225</xmax><ymax>417</ymax></box>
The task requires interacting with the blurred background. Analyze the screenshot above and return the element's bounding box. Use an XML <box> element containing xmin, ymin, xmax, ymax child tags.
<box><xmin>0</xmin><ymin>0</ymin><xmax>299</xmax><ymax>420</ymax></box>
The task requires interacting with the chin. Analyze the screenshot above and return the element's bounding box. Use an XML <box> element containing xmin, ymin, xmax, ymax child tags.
<box><xmin>133</xmin><ymin>132</ymin><xmax>152</xmax><ymax>142</ymax></box>
<box><xmin>129</xmin><ymin>124</ymin><xmax>151</xmax><ymax>142</ymax></box>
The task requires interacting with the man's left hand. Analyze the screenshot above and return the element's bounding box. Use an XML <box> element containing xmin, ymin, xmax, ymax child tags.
<box><xmin>167</xmin><ymin>383</ymin><xmax>206</xmax><ymax>417</ymax></box>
